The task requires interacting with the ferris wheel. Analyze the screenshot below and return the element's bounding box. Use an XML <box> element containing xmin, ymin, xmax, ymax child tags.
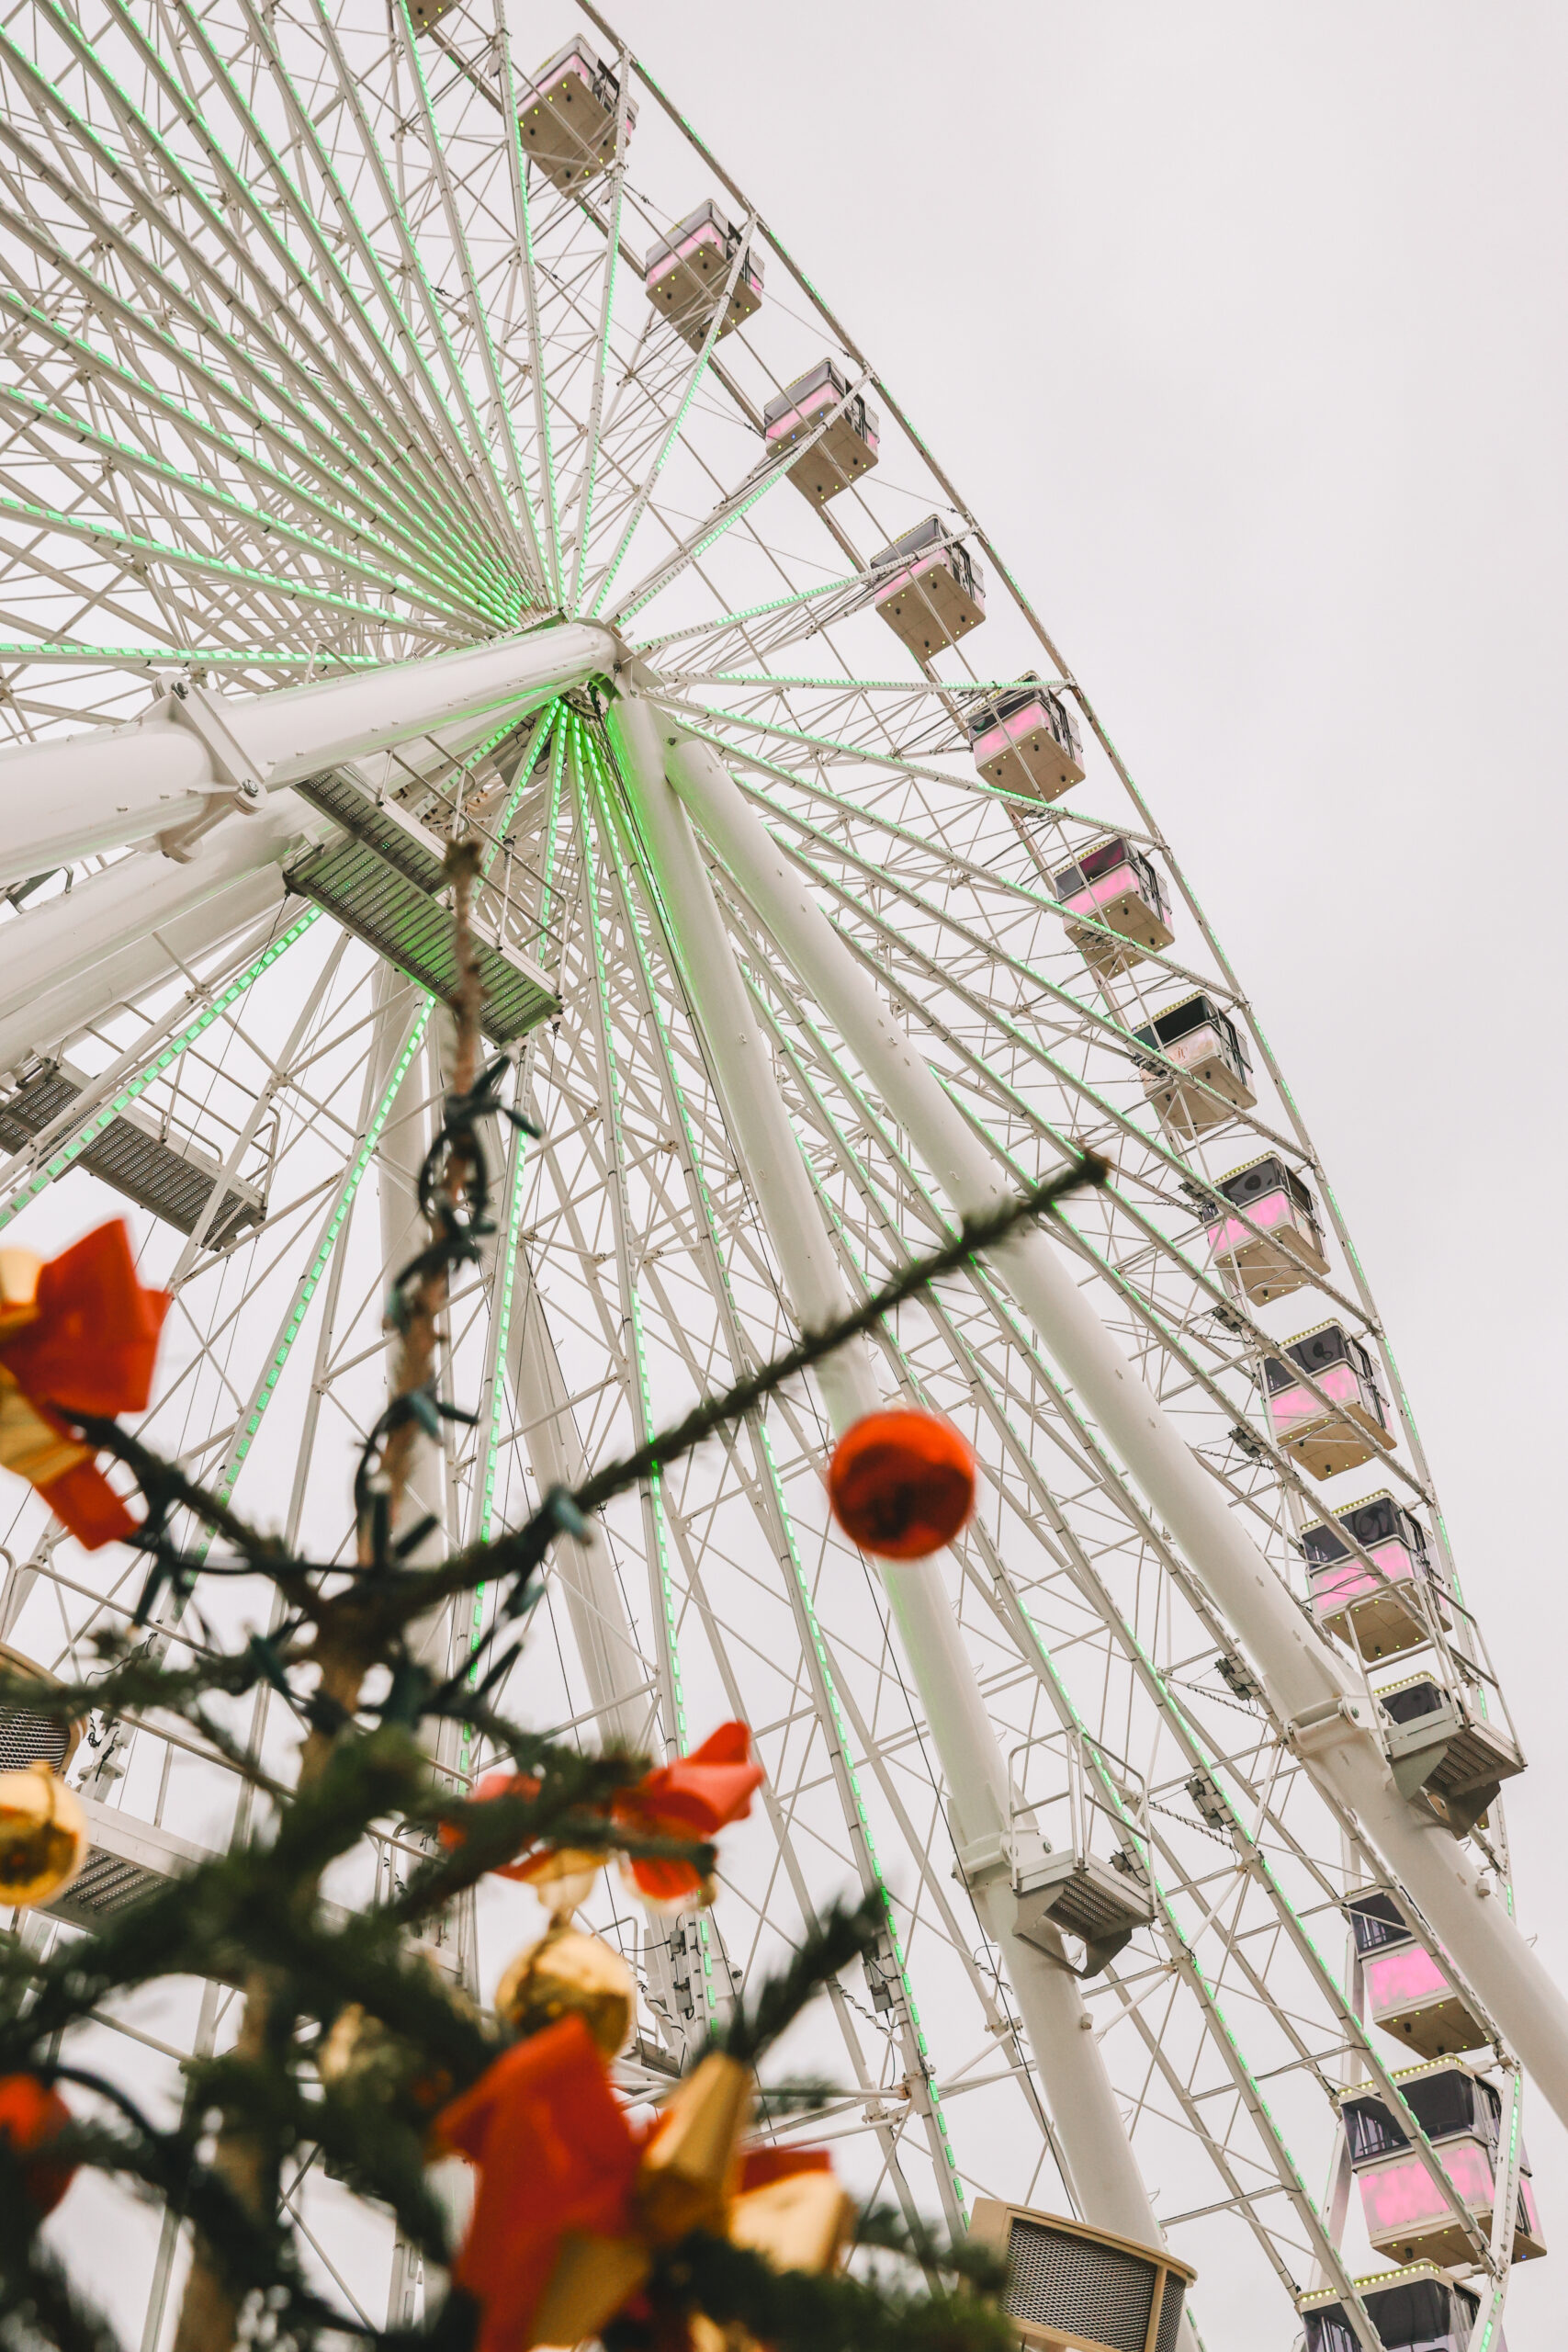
<box><xmin>0</xmin><ymin>7</ymin><xmax>1558</xmax><ymax>2350</ymax></box>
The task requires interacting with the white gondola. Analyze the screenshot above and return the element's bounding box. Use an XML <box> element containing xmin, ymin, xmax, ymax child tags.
<box><xmin>1052</xmin><ymin>833</ymin><xmax>1173</xmax><ymax>972</ymax></box>
<box><xmin>1300</xmin><ymin>2266</ymin><xmax>1489</xmax><ymax>2352</ymax></box>
<box><xmin>1341</xmin><ymin>2060</ymin><xmax>1546</xmax><ymax>2267</ymax></box>
<box><xmin>1132</xmin><ymin>991</ymin><xmax>1256</xmax><ymax>1136</ymax></box>
<box><xmin>965</xmin><ymin>673</ymin><xmax>1085</xmax><ymax>799</ymax></box>
<box><xmin>517</xmin><ymin>40</ymin><xmax>637</xmax><ymax>191</ymax></box>
<box><xmin>1261</xmin><ymin>1320</ymin><xmax>1394</xmax><ymax>1479</ymax></box>
<box><xmin>1303</xmin><ymin>1490</ymin><xmax>1449</xmax><ymax>1660</ymax></box>
<box><xmin>761</xmin><ymin>361</ymin><xmax>879</xmax><ymax>503</ymax></box>
<box><xmin>871</xmin><ymin>515</ymin><xmax>986</xmax><ymax>655</ymax></box>
<box><xmin>1346</xmin><ymin>1889</ymin><xmax>1489</xmax><ymax>2059</ymax></box>
<box><xmin>644</xmin><ymin>201</ymin><xmax>763</xmax><ymax>348</ymax></box>
<box><xmin>1200</xmin><ymin>1151</ymin><xmax>1327</xmax><ymax>1305</ymax></box>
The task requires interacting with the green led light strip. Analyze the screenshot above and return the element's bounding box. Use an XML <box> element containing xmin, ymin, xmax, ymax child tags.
<box><xmin>0</xmin><ymin>907</ymin><xmax>321</xmax><ymax>1238</ymax></box>
<box><xmin>627</xmin><ymin>570</ymin><xmax>863</xmax><ymax>656</ymax></box>
<box><xmin>215</xmin><ymin>997</ymin><xmax>432</xmax><ymax>1504</ymax></box>
<box><xmin>575</xmin><ymin>726</ymin><xmax>688</xmax><ymax>1747</ymax></box>
<box><xmin>0</xmin><ymin>643</ymin><xmax>382</xmax><ymax>673</ymax></box>
<box><xmin>666</xmin><ymin>674</ymin><xmax>1045</xmax><ymax>694</ymax></box>
<box><xmin>587</xmin><ymin>721</ymin><xmax>961</xmax><ymax>2177</ymax></box>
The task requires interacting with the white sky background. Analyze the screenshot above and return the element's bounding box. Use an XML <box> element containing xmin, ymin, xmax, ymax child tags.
<box><xmin>584</xmin><ymin>2</ymin><xmax>1568</xmax><ymax>2341</ymax></box>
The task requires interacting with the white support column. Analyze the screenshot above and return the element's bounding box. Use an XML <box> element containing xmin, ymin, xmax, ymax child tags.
<box><xmin>0</xmin><ymin>621</ymin><xmax>616</xmax><ymax>884</ymax></box>
<box><xmin>664</xmin><ymin>720</ymin><xmax>1568</xmax><ymax>2141</ymax></box>
<box><xmin>0</xmin><ymin>797</ymin><xmax>320</xmax><ymax>1080</ymax></box>
<box><xmin>507</xmin><ymin>1239</ymin><xmax>660</xmax><ymax>1757</ymax></box>
<box><xmin>608</xmin><ymin>685</ymin><xmax>1169</xmax><ymax>2249</ymax></box>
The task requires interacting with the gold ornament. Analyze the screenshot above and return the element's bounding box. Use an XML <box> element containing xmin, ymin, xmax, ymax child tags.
<box><xmin>494</xmin><ymin>1925</ymin><xmax>635</xmax><ymax>2061</ymax></box>
<box><xmin>637</xmin><ymin>2052</ymin><xmax>750</xmax><ymax>2239</ymax></box>
<box><xmin>0</xmin><ymin>1761</ymin><xmax>86</xmax><ymax>1907</ymax></box>
<box><xmin>531</xmin><ymin>2232</ymin><xmax>651</xmax><ymax>2350</ymax></box>
<box><xmin>729</xmin><ymin>2166</ymin><xmax>856</xmax><ymax>2274</ymax></box>
<box><xmin>321</xmin><ymin>1946</ymin><xmax>474</xmax><ymax>2113</ymax></box>
<box><xmin>515</xmin><ymin>1845</ymin><xmax>603</xmax><ymax>1923</ymax></box>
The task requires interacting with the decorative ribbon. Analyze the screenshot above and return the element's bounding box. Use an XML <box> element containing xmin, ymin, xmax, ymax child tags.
<box><xmin>0</xmin><ymin>1221</ymin><xmax>169</xmax><ymax>1549</ymax></box>
<box><xmin>448</xmin><ymin>1722</ymin><xmax>764</xmax><ymax>1913</ymax></box>
<box><xmin>611</xmin><ymin>1720</ymin><xmax>764</xmax><ymax>1907</ymax></box>
<box><xmin>436</xmin><ymin>2014</ymin><xmax>850</xmax><ymax>2352</ymax></box>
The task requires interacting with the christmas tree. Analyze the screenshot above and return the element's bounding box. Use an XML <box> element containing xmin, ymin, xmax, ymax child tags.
<box><xmin>0</xmin><ymin>848</ymin><xmax>1102</xmax><ymax>2352</ymax></box>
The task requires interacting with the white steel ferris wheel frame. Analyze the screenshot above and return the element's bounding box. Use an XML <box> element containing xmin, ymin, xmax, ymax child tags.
<box><xmin>0</xmin><ymin>6</ymin><xmax>1554</xmax><ymax>2349</ymax></box>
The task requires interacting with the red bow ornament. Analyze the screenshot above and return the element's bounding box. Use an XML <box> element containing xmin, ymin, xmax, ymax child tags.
<box><xmin>611</xmin><ymin>1721</ymin><xmax>764</xmax><ymax>1910</ymax></box>
<box><xmin>436</xmin><ymin>2016</ymin><xmax>852</xmax><ymax>2352</ymax></box>
<box><xmin>0</xmin><ymin>1221</ymin><xmax>169</xmax><ymax>1548</ymax></box>
<box><xmin>446</xmin><ymin>1724</ymin><xmax>765</xmax><ymax>1917</ymax></box>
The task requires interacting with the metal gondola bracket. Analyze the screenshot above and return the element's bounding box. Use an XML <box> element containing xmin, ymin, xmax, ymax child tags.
<box><xmin>155</xmin><ymin>680</ymin><xmax>267</xmax><ymax>859</ymax></box>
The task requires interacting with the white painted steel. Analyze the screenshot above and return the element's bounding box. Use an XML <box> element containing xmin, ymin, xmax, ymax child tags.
<box><xmin>612</xmin><ymin>686</ymin><xmax>1170</xmax><ymax>2249</ymax></box>
<box><xmin>665</xmin><ymin>718</ymin><xmax>1568</xmax><ymax>2140</ymax></box>
<box><xmin>0</xmin><ymin>796</ymin><xmax>320</xmax><ymax>1079</ymax></box>
<box><xmin>0</xmin><ymin>624</ymin><xmax>615</xmax><ymax>884</ymax></box>
<box><xmin>0</xmin><ymin>6</ymin><xmax>1548</xmax><ymax>2336</ymax></box>
<box><xmin>507</xmin><ymin>1245</ymin><xmax>659</xmax><ymax>1755</ymax></box>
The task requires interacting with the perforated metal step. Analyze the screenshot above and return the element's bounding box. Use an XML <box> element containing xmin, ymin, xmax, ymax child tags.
<box><xmin>0</xmin><ymin>1060</ymin><xmax>265</xmax><ymax>1248</ymax></box>
<box><xmin>42</xmin><ymin>1791</ymin><xmax>216</xmax><ymax>1934</ymax></box>
<box><xmin>286</xmin><ymin>774</ymin><xmax>557</xmax><ymax>1045</ymax></box>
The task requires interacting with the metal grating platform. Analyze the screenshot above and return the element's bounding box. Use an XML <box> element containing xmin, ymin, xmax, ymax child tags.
<box><xmin>286</xmin><ymin>774</ymin><xmax>558</xmax><ymax>1046</ymax></box>
<box><xmin>42</xmin><ymin>1791</ymin><xmax>217</xmax><ymax>1934</ymax></box>
<box><xmin>1012</xmin><ymin>1850</ymin><xmax>1156</xmax><ymax>1978</ymax></box>
<box><xmin>0</xmin><ymin>1060</ymin><xmax>265</xmax><ymax>1249</ymax></box>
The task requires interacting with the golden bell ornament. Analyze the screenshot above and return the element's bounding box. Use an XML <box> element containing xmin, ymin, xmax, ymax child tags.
<box><xmin>729</xmin><ymin>2166</ymin><xmax>855</xmax><ymax>2274</ymax></box>
<box><xmin>637</xmin><ymin>2052</ymin><xmax>751</xmax><ymax>2240</ymax></box>
<box><xmin>0</xmin><ymin>1761</ymin><xmax>86</xmax><ymax>1907</ymax></box>
<box><xmin>321</xmin><ymin>1945</ymin><xmax>474</xmax><ymax>2112</ymax></box>
<box><xmin>495</xmin><ymin>1925</ymin><xmax>635</xmax><ymax>2061</ymax></box>
<box><xmin>514</xmin><ymin>1845</ymin><xmax>603</xmax><ymax>1922</ymax></box>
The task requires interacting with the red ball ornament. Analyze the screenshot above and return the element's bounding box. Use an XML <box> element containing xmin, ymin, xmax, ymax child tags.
<box><xmin>0</xmin><ymin>2074</ymin><xmax>75</xmax><ymax>2215</ymax></box>
<box><xmin>827</xmin><ymin>1410</ymin><xmax>976</xmax><ymax>1561</ymax></box>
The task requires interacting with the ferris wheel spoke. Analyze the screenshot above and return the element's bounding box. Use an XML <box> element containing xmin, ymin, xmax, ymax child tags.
<box><xmin>628</xmin><ymin>569</ymin><xmax>867</xmax><ymax>661</ymax></box>
<box><xmin>152</xmin><ymin>40</ymin><xmax>525</xmax><ymax>596</ymax></box>
<box><xmin>221</xmin><ymin>3</ymin><xmax>525</xmax><ymax>584</ymax></box>
<box><xmin>0</xmin><ymin>258</ymin><xmax>496</xmax><ymax>627</ymax></box>
<box><xmin>565</xmin><ymin>54</ymin><xmax>633</xmax><ymax>611</ymax></box>
<box><xmin>584</xmin><ymin>218</ymin><xmax>760</xmax><ymax>619</ymax></box>
<box><xmin>0</xmin><ymin>302</ymin><xmax>495</xmax><ymax>624</ymax></box>
<box><xmin>605</xmin><ymin>424</ymin><xmax>854</xmax><ymax>633</ymax></box>
<box><xmin>482</xmin><ymin>3</ymin><xmax>567</xmax><ymax>605</ymax></box>
<box><xmin>291</xmin><ymin>1</ymin><xmax>536</xmax><ymax>583</ymax></box>
<box><xmin>0</xmin><ymin>26</ymin><xmax>481</xmax><ymax>580</ymax></box>
<box><xmin>0</xmin><ymin>482</ymin><xmax>470</xmax><ymax>645</ymax></box>
<box><xmin>0</xmin><ymin>389</ymin><xmax>484</xmax><ymax>630</ymax></box>
<box><xmin>389</xmin><ymin>0</ymin><xmax>554</xmax><ymax>599</ymax></box>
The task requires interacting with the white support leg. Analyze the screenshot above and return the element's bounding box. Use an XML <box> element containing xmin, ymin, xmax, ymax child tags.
<box><xmin>608</xmin><ymin>687</ymin><xmax>1169</xmax><ymax>2249</ymax></box>
<box><xmin>663</xmin><ymin>719</ymin><xmax>1568</xmax><ymax>2142</ymax></box>
<box><xmin>0</xmin><ymin>621</ymin><xmax>617</xmax><ymax>883</ymax></box>
<box><xmin>0</xmin><ymin>801</ymin><xmax>317</xmax><ymax>1080</ymax></box>
<box><xmin>506</xmin><ymin>1242</ymin><xmax>660</xmax><ymax>1756</ymax></box>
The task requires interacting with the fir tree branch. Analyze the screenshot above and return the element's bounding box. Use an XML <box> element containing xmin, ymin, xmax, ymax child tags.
<box><xmin>713</xmin><ymin>1892</ymin><xmax>887</xmax><ymax>2068</ymax></box>
<box><xmin>627</xmin><ymin>2230</ymin><xmax>1017</xmax><ymax>2352</ymax></box>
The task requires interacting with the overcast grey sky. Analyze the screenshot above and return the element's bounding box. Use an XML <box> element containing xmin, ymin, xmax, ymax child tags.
<box><xmin>587</xmin><ymin>5</ymin><xmax>1568</xmax><ymax>2338</ymax></box>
